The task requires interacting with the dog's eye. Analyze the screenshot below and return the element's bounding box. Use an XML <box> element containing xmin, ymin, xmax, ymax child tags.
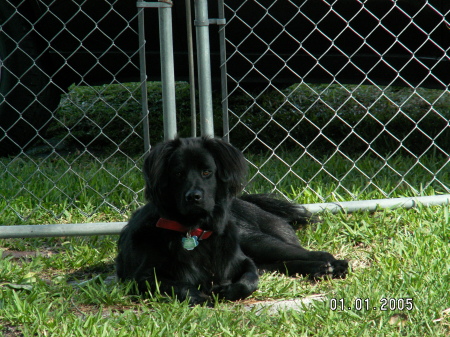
<box><xmin>175</xmin><ymin>171</ymin><xmax>182</xmax><ymax>178</ymax></box>
<box><xmin>202</xmin><ymin>170</ymin><xmax>211</xmax><ymax>178</ymax></box>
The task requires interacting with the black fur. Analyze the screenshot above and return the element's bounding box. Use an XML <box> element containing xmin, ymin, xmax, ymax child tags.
<box><xmin>116</xmin><ymin>137</ymin><xmax>348</xmax><ymax>305</ymax></box>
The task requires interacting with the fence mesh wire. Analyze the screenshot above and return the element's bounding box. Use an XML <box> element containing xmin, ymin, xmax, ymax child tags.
<box><xmin>222</xmin><ymin>0</ymin><xmax>450</xmax><ymax>202</ymax></box>
<box><xmin>1</xmin><ymin>0</ymin><xmax>146</xmax><ymax>222</ymax></box>
<box><xmin>0</xmin><ymin>0</ymin><xmax>449</xmax><ymax>224</ymax></box>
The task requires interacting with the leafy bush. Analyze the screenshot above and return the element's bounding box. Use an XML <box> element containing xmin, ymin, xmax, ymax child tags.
<box><xmin>227</xmin><ymin>84</ymin><xmax>450</xmax><ymax>156</ymax></box>
<box><xmin>48</xmin><ymin>82</ymin><xmax>195</xmax><ymax>154</ymax></box>
<box><xmin>48</xmin><ymin>82</ymin><xmax>450</xmax><ymax>156</ymax></box>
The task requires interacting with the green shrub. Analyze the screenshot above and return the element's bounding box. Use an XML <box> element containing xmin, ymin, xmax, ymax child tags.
<box><xmin>227</xmin><ymin>84</ymin><xmax>450</xmax><ymax>156</ymax></box>
<box><xmin>48</xmin><ymin>82</ymin><xmax>450</xmax><ymax>156</ymax></box>
<box><xmin>48</xmin><ymin>82</ymin><xmax>195</xmax><ymax>154</ymax></box>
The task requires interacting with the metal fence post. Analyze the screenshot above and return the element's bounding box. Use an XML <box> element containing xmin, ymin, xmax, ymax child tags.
<box><xmin>218</xmin><ymin>0</ymin><xmax>229</xmax><ymax>142</ymax></box>
<box><xmin>138</xmin><ymin>7</ymin><xmax>151</xmax><ymax>154</ymax></box>
<box><xmin>137</xmin><ymin>0</ymin><xmax>177</xmax><ymax>142</ymax></box>
<box><xmin>158</xmin><ymin>1</ymin><xmax>177</xmax><ymax>140</ymax></box>
<box><xmin>185</xmin><ymin>0</ymin><xmax>197</xmax><ymax>138</ymax></box>
<box><xmin>194</xmin><ymin>0</ymin><xmax>214</xmax><ymax>137</ymax></box>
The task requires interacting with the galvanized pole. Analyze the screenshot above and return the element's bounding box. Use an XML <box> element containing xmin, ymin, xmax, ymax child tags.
<box><xmin>218</xmin><ymin>0</ymin><xmax>229</xmax><ymax>142</ymax></box>
<box><xmin>137</xmin><ymin>7</ymin><xmax>151</xmax><ymax>154</ymax></box>
<box><xmin>194</xmin><ymin>0</ymin><xmax>214</xmax><ymax>137</ymax></box>
<box><xmin>137</xmin><ymin>0</ymin><xmax>177</xmax><ymax>143</ymax></box>
<box><xmin>1</xmin><ymin>195</ymin><xmax>449</xmax><ymax>238</ymax></box>
<box><xmin>185</xmin><ymin>0</ymin><xmax>197</xmax><ymax>137</ymax></box>
<box><xmin>0</xmin><ymin>222</ymin><xmax>127</xmax><ymax>239</ymax></box>
<box><xmin>158</xmin><ymin>0</ymin><xmax>177</xmax><ymax>140</ymax></box>
<box><xmin>303</xmin><ymin>194</ymin><xmax>450</xmax><ymax>214</ymax></box>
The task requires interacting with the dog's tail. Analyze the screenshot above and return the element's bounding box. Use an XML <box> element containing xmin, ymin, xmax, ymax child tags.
<box><xmin>239</xmin><ymin>194</ymin><xmax>319</xmax><ymax>227</ymax></box>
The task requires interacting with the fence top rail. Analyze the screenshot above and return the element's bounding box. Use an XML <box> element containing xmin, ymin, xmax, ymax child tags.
<box><xmin>136</xmin><ymin>1</ymin><xmax>172</xmax><ymax>8</ymax></box>
<box><xmin>1</xmin><ymin>195</ymin><xmax>448</xmax><ymax>239</ymax></box>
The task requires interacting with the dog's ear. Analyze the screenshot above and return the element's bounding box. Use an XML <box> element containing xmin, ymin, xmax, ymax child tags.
<box><xmin>203</xmin><ymin>137</ymin><xmax>247</xmax><ymax>195</ymax></box>
<box><xmin>143</xmin><ymin>138</ymin><xmax>181</xmax><ymax>201</ymax></box>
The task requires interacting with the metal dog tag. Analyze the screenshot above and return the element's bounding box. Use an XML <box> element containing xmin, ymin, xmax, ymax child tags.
<box><xmin>182</xmin><ymin>235</ymin><xmax>199</xmax><ymax>250</ymax></box>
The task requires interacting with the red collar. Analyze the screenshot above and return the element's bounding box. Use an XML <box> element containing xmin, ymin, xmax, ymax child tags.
<box><xmin>156</xmin><ymin>218</ymin><xmax>213</xmax><ymax>240</ymax></box>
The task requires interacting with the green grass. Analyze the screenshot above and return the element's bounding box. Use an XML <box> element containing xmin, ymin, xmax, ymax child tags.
<box><xmin>1</xmin><ymin>151</ymin><xmax>448</xmax><ymax>224</ymax></box>
<box><xmin>0</xmin><ymin>154</ymin><xmax>143</xmax><ymax>225</ymax></box>
<box><xmin>244</xmin><ymin>151</ymin><xmax>449</xmax><ymax>202</ymax></box>
<box><xmin>1</xmin><ymin>153</ymin><xmax>450</xmax><ymax>336</ymax></box>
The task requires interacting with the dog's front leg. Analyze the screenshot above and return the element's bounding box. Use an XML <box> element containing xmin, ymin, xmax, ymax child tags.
<box><xmin>165</xmin><ymin>283</ymin><xmax>211</xmax><ymax>306</ymax></box>
<box><xmin>135</xmin><ymin>275</ymin><xmax>211</xmax><ymax>306</ymax></box>
<box><xmin>213</xmin><ymin>258</ymin><xmax>259</xmax><ymax>301</ymax></box>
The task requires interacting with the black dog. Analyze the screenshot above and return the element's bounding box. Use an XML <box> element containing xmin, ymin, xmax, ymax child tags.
<box><xmin>116</xmin><ymin>137</ymin><xmax>348</xmax><ymax>305</ymax></box>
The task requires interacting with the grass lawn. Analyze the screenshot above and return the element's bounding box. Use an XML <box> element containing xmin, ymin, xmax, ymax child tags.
<box><xmin>1</xmin><ymin>153</ymin><xmax>449</xmax><ymax>336</ymax></box>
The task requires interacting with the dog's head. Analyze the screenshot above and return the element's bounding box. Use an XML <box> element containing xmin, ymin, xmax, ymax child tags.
<box><xmin>143</xmin><ymin>137</ymin><xmax>247</xmax><ymax>228</ymax></box>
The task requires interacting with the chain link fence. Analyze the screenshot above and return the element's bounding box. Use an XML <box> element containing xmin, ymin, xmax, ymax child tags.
<box><xmin>222</xmin><ymin>0</ymin><xmax>450</xmax><ymax>202</ymax></box>
<box><xmin>1</xmin><ymin>0</ymin><xmax>149</xmax><ymax>223</ymax></box>
<box><xmin>1</xmin><ymin>0</ymin><xmax>449</xmax><ymax>226</ymax></box>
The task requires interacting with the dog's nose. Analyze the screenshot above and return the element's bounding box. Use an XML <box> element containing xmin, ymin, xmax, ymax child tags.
<box><xmin>185</xmin><ymin>190</ymin><xmax>203</xmax><ymax>203</ymax></box>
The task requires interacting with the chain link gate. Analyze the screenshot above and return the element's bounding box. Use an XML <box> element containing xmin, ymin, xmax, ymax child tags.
<box><xmin>0</xmin><ymin>0</ymin><xmax>449</xmax><ymax>237</ymax></box>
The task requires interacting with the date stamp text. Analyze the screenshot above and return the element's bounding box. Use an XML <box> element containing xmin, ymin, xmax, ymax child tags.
<box><xmin>330</xmin><ymin>298</ymin><xmax>414</xmax><ymax>311</ymax></box>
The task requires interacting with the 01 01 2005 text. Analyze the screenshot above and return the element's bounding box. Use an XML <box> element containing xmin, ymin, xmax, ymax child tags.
<box><xmin>330</xmin><ymin>298</ymin><xmax>414</xmax><ymax>311</ymax></box>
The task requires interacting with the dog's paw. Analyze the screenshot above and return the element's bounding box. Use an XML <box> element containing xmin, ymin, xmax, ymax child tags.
<box><xmin>213</xmin><ymin>283</ymin><xmax>241</xmax><ymax>301</ymax></box>
<box><xmin>188</xmin><ymin>295</ymin><xmax>213</xmax><ymax>307</ymax></box>
<box><xmin>185</xmin><ymin>289</ymin><xmax>212</xmax><ymax>306</ymax></box>
<box><xmin>331</xmin><ymin>259</ymin><xmax>349</xmax><ymax>278</ymax></box>
<box><xmin>311</xmin><ymin>260</ymin><xmax>349</xmax><ymax>280</ymax></box>
<box><xmin>213</xmin><ymin>282</ymin><xmax>256</xmax><ymax>301</ymax></box>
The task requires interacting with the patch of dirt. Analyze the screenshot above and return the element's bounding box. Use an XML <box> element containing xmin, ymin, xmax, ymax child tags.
<box><xmin>1</xmin><ymin>250</ymin><xmax>54</xmax><ymax>260</ymax></box>
<box><xmin>243</xmin><ymin>294</ymin><xmax>327</xmax><ymax>315</ymax></box>
<box><xmin>1</xmin><ymin>324</ymin><xmax>24</xmax><ymax>337</ymax></box>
